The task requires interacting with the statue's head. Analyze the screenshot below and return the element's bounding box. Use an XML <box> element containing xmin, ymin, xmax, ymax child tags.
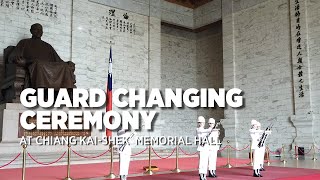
<box><xmin>30</xmin><ymin>23</ymin><xmax>43</xmax><ymax>39</ymax></box>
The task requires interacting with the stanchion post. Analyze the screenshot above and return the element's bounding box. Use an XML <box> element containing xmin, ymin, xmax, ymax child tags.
<box><xmin>312</xmin><ymin>143</ymin><xmax>317</xmax><ymax>161</ymax></box>
<box><xmin>223</xmin><ymin>140</ymin><xmax>232</xmax><ymax>168</ymax></box>
<box><xmin>105</xmin><ymin>143</ymin><xmax>116</xmax><ymax>179</ymax></box>
<box><xmin>172</xmin><ymin>140</ymin><xmax>181</xmax><ymax>173</ymax></box>
<box><xmin>64</xmin><ymin>143</ymin><xmax>73</xmax><ymax>180</ymax></box>
<box><xmin>144</xmin><ymin>144</ymin><xmax>153</xmax><ymax>175</ymax></box>
<box><xmin>281</xmin><ymin>144</ymin><xmax>286</xmax><ymax>164</ymax></box>
<box><xmin>295</xmin><ymin>143</ymin><xmax>299</xmax><ymax>160</ymax></box>
<box><xmin>247</xmin><ymin>140</ymin><xmax>253</xmax><ymax>166</ymax></box>
<box><xmin>266</xmin><ymin>145</ymin><xmax>271</xmax><ymax>166</ymax></box>
<box><xmin>22</xmin><ymin>144</ymin><xmax>27</xmax><ymax>180</ymax></box>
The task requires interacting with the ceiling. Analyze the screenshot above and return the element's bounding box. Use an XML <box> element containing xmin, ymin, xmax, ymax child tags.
<box><xmin>165</xmin><ymin>0</ymin><xmax>213</xmax><ymax>9</ymax></box>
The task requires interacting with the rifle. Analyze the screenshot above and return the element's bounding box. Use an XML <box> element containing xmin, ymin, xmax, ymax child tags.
<box><xmin>119</xmin><ymin>132</ymin><xmax>135</xmax><ymax>152</ymax></box>
<box><xmin>200</xmin><ymin>121</ymin><xmax>221</xmax><ymax>147</ymax></box>
<box><xmin>257</xmin><ymin>120</ymin><xmax>276</xmax><ymax>148</ymax></box>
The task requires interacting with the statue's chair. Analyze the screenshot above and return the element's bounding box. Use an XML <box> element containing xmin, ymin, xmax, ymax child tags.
<box><xmin>1</xmin><ymin>46</ymin><xmax>27</xmax><ymax>103</ymax></box>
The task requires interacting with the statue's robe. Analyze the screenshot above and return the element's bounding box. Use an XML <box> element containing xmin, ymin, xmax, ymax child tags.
<box><xmin>9</xmin><ymin>38</ymin><xmax>76</xmax><ymax>89</ymax></box>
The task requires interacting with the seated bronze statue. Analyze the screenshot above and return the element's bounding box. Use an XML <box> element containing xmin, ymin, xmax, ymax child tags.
<box><xmin>1</xmin><ymin>23</ymin><xmax>76</xmax><ymax>103</ymax></box>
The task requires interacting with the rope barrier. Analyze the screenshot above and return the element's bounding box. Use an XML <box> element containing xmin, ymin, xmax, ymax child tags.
<box><xmin>27</xmin><ymin>152</ymin><xmax>66</xmax><ymax>166</ymax></box>
<box><xmin>0</xmin><ymin>153</ymin><xmax>21</xmax><ymax>169</ymax></box>
<box><xmin>71</xmin><ymin>148</ymin><xmax>111</xmax><ymax>159</ymax></box>
<box><xmin>0</xmin><ymin>142</ymin><xmax>316</xmax><ymax>171</ymax></box>
<box><xmin>151</xmin><ymin>147</ymin><xmax>176</xmax><ymax>159</ymax></box>
<box><xmin>228</xmin><ymin>144</ymin><xmax>250</xmax><ymax>151</ymax></box>
<box><xmin>131</xmin><ymin>147</ymin><xmax>148</xmax><ymax>157</ymax></box>
<box><xmin>178</xmin><ymin>146</ymin><xmax>198</xmax><ymax>156</ymax></box>
<box><xmin>267</xmin><ymin>148</ymin><xmax>280</xmax><ymax>155</ymax></box>
<box><xmin>218</xmin><ymin>145</ymin><xmax>229</xmax><ymax>152</ymax></box>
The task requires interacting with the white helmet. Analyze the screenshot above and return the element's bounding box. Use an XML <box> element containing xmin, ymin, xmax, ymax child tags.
<box><xmin>251</xmin><ymin>119</ymin><xmax>258</xmax><ymax>125</ymax></box>
<box><xmin>208</xmin><ymin>118</ymin><xmax>215</xmax><ymax>124</ymax></box>
<box><xmin>256</xmin><ymin>122</ymin><xmax>261</xmax><ymax>127</ymax></box>
<box><xmin>198</xmin><ymin>116</ymin><xmax>205</xmax><ymax>123</ymax></box>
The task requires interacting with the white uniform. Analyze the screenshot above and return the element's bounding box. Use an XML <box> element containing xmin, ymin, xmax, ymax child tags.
<box><xmin>250</xmin><ymin>128</ymin><xmax>263</xmax><ymax>170</ymax></box>
<box><xmin>197</xmin><ymin>127</ymin><xmax>211</xmax><ymax>175</ymax></box>
<box><xmin>208</xmin><ymin>129</ymin><xmax>220</xmax><ymax>171</ymax></box>
<box><xmin>117</xmin><ymin>130</ymin><xmax>134</xmax><ymax>177</ymax></box>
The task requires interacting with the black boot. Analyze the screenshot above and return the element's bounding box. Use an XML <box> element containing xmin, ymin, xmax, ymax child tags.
<box><xmin>253</xmin><ymin>170</ymin><xmax>260</xmax><ymax>177</ymax></box>
<box><xmin>258</xmin><ymin>169</ymin><xmax>263</xmax><ymax>177</ymax></box>
<box><xmin>199</xmin><ymin>174</ymin><xmax>206</xmax><ymax>180</ymax></box>
<box><xmin>208</xmin><ymin>170</ymin><xmax>217</xmax><ymax>178</ymax></box>
<box><xmin>120</xmin><ymin>175</ymin><xmax>125</xmax><ymax>180</ymax></box>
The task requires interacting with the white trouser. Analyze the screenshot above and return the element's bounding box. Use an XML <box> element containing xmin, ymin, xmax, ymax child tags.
<box><xmin>259</xmin><ymin>147</ymin><xmax>266</xmax><ymax>168</ymax></box>
<box><xmin>208</xmin><ymin>150</ymin><xmax>218</xmax><ymax>171</ymax></box>
<box><xmin>198</xmin><ymin>150</ymin><xmax>209</xmax><ymax>174</ymax></box>
<box><xmin>253</xmin><ymin>147</ymin><xmax>264</xmax><ymax>170</ymax></box>
<box><xmin>119</xmin><ymin>153</ymin><xmax>131</xmax><ymax>175</ymax></box>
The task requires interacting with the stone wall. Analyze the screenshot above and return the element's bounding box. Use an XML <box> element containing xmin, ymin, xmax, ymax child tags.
<box><xmin>196</xmin><ymin>21</ymin><xmax>224</xmax><ymax>140</ymax></box>
<box><xmin>160</xmin><ymin>21</ymin><xmax>223</xmax><ymax>142</ymax></box>
<box><xmin>222</xmin><ymin>0</ymin><xmax>296</xmax><ymax>150</ymax></box>
<box><xmin>161</xmin><ymin>24</ymin><xmax>197</xmax><ymax>140</ymax></box>
<box><xmin>306</xmin><ymin>0</ymin><xmax>320</xmax><ymax>144</ymax></box>
<box><xmin>194</xmin><ymin>0</ymin><xmax>221</xmax><ymax>28</ymax></box>
<box><xmin>221</xmin><ymin>0</ymin><xmax>320</xmax><ymax>151</ymax></box>
<box><xmin>161</xmin><ymin>0</ymin><xmax>193</xmax><ymax>28</ymax></box>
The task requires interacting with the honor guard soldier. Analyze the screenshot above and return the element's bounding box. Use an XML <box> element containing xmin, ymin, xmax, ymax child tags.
<box><xmin>117</xmin><ymin>129</ymin><xmax>135</xmax><ymax>180</ymax></box>
<box><xmin>207</xmin><ymin>118</ymin><xmax>220</xmax><ymax>178</ymax></box>
<box><xmin>250</xmin><ymin>119</ymin><xmax>262</xmax><ymax>177</ymax></box>
<box><xmin>197</xmin><ymin>116</ymin><xmax>211</xmax><ymax>180</ymax></box>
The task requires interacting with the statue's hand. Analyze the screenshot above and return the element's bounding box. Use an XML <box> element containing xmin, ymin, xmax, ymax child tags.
<box><xmin>67</xmin><ymin>61</ymin><xmax>75</xmax><ymax>65</ymax></box>
<box><xmin>14</xmin><ymin>57</ymin><xmax>27</xmax><ymax>67</ymax></box>
<box><xmin>67</xmin><ymin>61</ymin><xmax>75</xmax><ymax>71</ymax></box>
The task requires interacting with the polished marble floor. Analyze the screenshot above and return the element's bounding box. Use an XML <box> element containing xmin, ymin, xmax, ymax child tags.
<box><xmin>233</xmin><ymin>151</ymin><xmax>320</xmax><ymax>169</ymax></box>
<box><xmin>266</xmin><ymin>156</ymin><xmax>320</xmax><ymax>169</ymax></box>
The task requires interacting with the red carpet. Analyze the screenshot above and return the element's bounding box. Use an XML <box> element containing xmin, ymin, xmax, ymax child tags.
<box><xmin>0</xmin><ymin>157</ymin><xmax>249</xmax><ymax>180</ymax></box>
<box><xmin>130</xmin><ymin>166</ymin><xmax>320</xmax><ymax>180</ymax></box>
<box><xmin>0</xmin><ymin>157</ymin><xmax>318</xmax><ymax>180</ymax></box>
